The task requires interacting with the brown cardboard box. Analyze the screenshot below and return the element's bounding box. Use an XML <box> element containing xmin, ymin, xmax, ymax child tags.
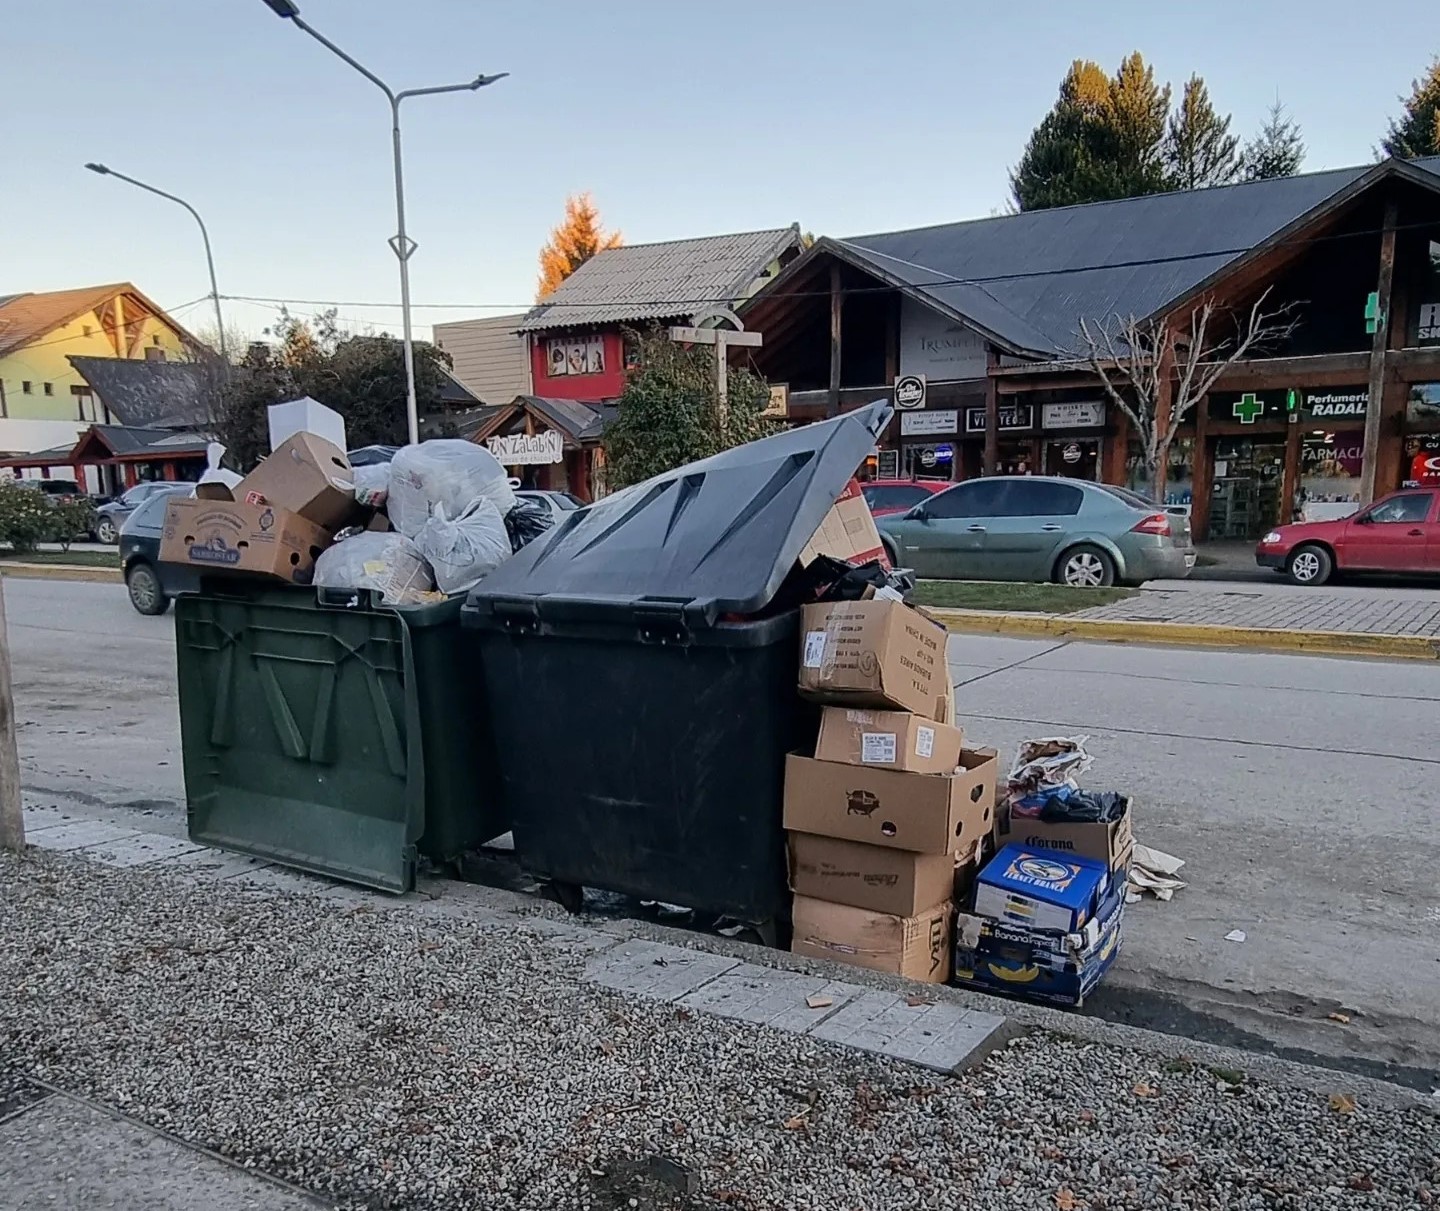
<box><xmin>235</xmin><ymin>432</ymin><xmax>357</xmax><ymax>530</ymax></box>
<box><xmin>783</xmin><ymin>750</ymin><xmax>996</xmax><ymax>855</ymax></box>
<box><xmin>159</xmin><ymin>496</ymin><xmax>331</xmax><ymax>583</ymax></box>
<box><xmin>799</xmin><ymin>479</ymin><xmax>890</xmax><ymax>569</ymax></box>
<box><xmin>799</xmin><ymin>599</ymin><xmax>948</xmax><ymax>717</ymax></box>
<box><xmin>814</xmin><ymin>707</ymin><xmax>963</xmax><ymax>774</ymax></box>
<box><xmin>791</xmin><ymin>895</ymin><xmax>953</xmax><ymax>983</ymax></box>
<box><xmin>788</xmin><ymin>832</ymin><xmax>957</xmax><ymax>917</ymax></box>
<box><xmin>996</xmin><ymin>797</ymin><xmax>1135</xmax><ymax>871</ymax></box>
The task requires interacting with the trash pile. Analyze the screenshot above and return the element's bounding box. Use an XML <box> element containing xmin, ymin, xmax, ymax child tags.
<box><xmin>159</xmin><ymin>398</ymin><xmax>551</xmax><ymax>602</ymax></box>
<box><xmin>952</xmin><ymin>736</ymin><xmax>1135</xmax><ymax>1007</ymax></box>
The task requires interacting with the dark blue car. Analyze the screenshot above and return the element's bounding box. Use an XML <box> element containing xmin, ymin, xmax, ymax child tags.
<box><xmin>119</xmin><ymin>490</ymin><xmax>200</xmax><ymax>615</ymax></box>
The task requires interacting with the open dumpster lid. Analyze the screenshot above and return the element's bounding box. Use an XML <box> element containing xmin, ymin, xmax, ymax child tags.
<box><xmin>466</xmin><ymin>400</ymin><xmax>893</xmax><ymax>619</ymax></box>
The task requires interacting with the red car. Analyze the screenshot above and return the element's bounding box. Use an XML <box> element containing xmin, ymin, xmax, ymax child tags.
<box><xmin>1255</xmin><ymin>488</ymin><xmax>1440</xmax><ymax>585</ymax></box>
<box><xmin>859</xmin><ymin>478</ymin><xmax>952</xmax><ymax>517</ymax></box>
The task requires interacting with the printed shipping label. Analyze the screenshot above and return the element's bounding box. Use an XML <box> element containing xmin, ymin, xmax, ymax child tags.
<box><xmin>915</xmin><ymin>725</ymin><xmax>936</xmax><ymax>759</ymax></box>
<box><xmin>803</xmin><ymin>631</ymin><xmax>828</xmax><ymax>668</ymax></box>
<box><xmin>860</xmin><ymin>732</ymin><xmax>898</xmax><ymax>764</ymax></box>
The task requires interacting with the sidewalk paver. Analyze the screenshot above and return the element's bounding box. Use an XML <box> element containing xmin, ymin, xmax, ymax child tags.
<box><xmin>1072</xmin><ymin>585</ymin><xmax>1440</xmax><ymax>636</ymax></box>
<box><xmin>810</xmin><ymin>990</ymin><xmax>1009</xmax><ymax>1073</ymax></box>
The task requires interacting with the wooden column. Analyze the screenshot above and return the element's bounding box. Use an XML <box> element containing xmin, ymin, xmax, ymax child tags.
<box><xmin>1281</xmin><ymin>418</ymin><xmax>1302</xmax><ymax>524</ymax></box>
<box><xmin>1193</xmin><ymin>393</ymin><xmax>1213</xmax><ymax>540</ymax></box>
<box><xmin>828</xmin><ymin>263</ymin><xmax>843</xmax><ymax>413</ymax></box>
<box><xmin>983</xmin><ymin>349</ymin><xmax>999</xmax><ymax>475</ymax></box>
<box><xmin>1360</xmin><ymin>200</ymin><xmax>1398</xmax><ymax>504</ymax></box>
<box><xmin>883</xmin><ymin>293</ymin><xmax>900</xmax><ymax>385</ymax></box>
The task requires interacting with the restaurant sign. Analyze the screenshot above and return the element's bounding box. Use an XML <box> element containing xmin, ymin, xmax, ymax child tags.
<box><xmin>901</xmin><ymin>409</ymin><xmax>958</xmax><ymax>436</ymax></box>
<box><xmin>488</xmin><ymin>430</ymin><xmax>564</xmax><ymax>465</ymax></box>
<box><xmin>964</xmin><ymin>403</ymin><xmax>1033</xmax><ymax>433</ymax></box>
<box><xmin>1041</xmin><ymin>401</ymin><xmax>1104</xmax><ymax>430</ymax></box>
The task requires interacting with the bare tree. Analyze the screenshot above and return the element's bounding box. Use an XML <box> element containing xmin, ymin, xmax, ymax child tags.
<box><xmin>1077</xmin><ymin>289</ymin><xmax>1299</xmax><ymax>502</ymax></box>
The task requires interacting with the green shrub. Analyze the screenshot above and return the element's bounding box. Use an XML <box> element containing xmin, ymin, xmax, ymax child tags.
<box><xmin>50</xmin><ymin>498</ymin><xmax>98</xmax><ymax>551</ymax></box>
<box><xmin>0</xmin><ymin>481</ymin><xmax>59</xmax><ymax>554</ymax></box>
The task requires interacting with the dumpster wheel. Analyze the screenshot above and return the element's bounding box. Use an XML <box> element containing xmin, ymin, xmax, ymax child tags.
<box><xmin>546</xmin><ymin>880</ymin><xmax>585</xmax><ymax>915</ymax></box>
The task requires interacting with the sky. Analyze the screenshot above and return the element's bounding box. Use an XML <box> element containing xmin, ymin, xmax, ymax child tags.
<box><xmin>4</xmin><ymin>0</ymin><xmax>1435</xmax><ymax>345</ymax></box>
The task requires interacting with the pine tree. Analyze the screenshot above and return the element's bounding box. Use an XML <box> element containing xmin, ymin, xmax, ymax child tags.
<box><xmin>536</xmin><ymin>193</ymin><xmax>623</xmax><ymax>300</ymax></box>
<box><xmin>1106</xmin><ymin>52</ymin><xmax>1173</xmax><ymax>196</ymax></box>
<box><xmin>1166</xmin><ymin>76</ymin><xmax>1240</xmax><ymax>189</ymax></box>
<box><xmin>1382</xmin><ymin>58</ymin><xmax>1440</xmax><ymax>159</ymax></box>
<box><xmin>1240</xmin><ymin>100</ymin><xmax>1306</xmax><ymax>180</ymax></box>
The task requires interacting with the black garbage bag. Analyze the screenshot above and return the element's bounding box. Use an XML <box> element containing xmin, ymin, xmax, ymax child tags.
<box><xmin>1038</xmin><ymin>789</ymin><xmax>1129</xmax><ymax>824</ymax></box>
<box><xmin>503</xmin><ymin>498</ymin><xmax>554</xmax><ymax>552</ymax></box>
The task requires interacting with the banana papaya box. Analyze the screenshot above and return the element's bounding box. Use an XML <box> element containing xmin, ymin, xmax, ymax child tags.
<box><xmin>953</xmin><ymin>885</ymin><xmax>1124</xmax><ymax>1008</ymax></box>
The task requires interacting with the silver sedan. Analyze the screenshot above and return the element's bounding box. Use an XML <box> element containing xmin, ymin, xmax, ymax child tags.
<box><xmin>876</xmin><ymin>476</ymin><xmax>1194</xmax><ymax>586</ymax></box>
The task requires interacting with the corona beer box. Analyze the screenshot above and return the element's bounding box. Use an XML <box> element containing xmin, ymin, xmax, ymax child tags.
<box><xmin>159</xmin><ymin>496</ymin><xmax>331</xmax><ymax>584</ymax></box>
<box><xmin>953</xmin><ymin>888</ymin><xmax>1123</xmax><ymax>1008</ymax></box>
<box><xmin>971</xmin><ymin>845</ymin><xmax>1112</xmax><ymax>934</ymax></box>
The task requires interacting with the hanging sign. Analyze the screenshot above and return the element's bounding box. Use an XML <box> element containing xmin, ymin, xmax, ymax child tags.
<box><xmin>487</xmin><ymin>430</ymin><xmax>565</xmax><ymax>465</ymax></box>
<box><xmin>900</xmin><ymin>409</ymin><xmax>958</xmax><ymax>436</ymax></box>
<box><xmin>1041</xmin><ymin>401</ymin><xmax>1105</xmax><ymax>429</ymax></box>
<box><xmin>894</xmin><ymin>374</ymin><xmax>927</xmax><ymax>410</ymax></box>
<box><xmin>965</xmin><ymin>404</ymin><xmax>1033</xmax><ymax>433</ymax></box>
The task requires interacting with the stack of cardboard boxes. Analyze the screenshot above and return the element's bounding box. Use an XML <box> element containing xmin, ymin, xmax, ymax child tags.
<box><xmin>782</xmin><ymin>598</ymin><xmax>998</xmax><ymax>984</ymax></box>
<box><xmin>953</xmin><ymin>776</ymin><xmax>1135</xmax><ymax>1007</ymax></box>
<box><xmin>160</xmin><ymin>401</ymin><xmax>365</xmax><ymax>584</ymax></box>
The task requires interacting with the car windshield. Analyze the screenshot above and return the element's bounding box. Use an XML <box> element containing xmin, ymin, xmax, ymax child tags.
<box><xmin>554</xmin><ymin>493</ymin><xmax>583</xmax><ymax>510</ymax></box>
<box><xmin>123</xmin><ymin>490</ymin><xmax>185</xmax><ymax>534</ymax></box>
<box><xmin>1096</xmin><ymin>484</ymin><xmax>1156</xmax><ymax>511</ymax></box>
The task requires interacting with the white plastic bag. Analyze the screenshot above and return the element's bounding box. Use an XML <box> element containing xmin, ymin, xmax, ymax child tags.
<box><xmin>198</xmin><ymin>441</ymin><xmax>243</xmax><ymax>491</ymax></box>
<box><xmin>412</xmin><ymin>498</ymin><xmax>511</xmax><ymax>594</ymax></box>
<box><xmin>353</xmin><ymin>462</ymin><xmax>391</xmax><ymax>509</ymax></box>
<box><xmin>387</xmin><ymin>440</ymin><xmax>516</xmax><ymax>538</ymax></box>
<box><xmin>312</xmin><ymin>531</ymin><xmax>435</xmax><ymax>604</ymax></box>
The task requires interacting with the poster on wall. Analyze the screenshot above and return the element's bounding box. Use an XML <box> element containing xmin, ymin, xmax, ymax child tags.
<box><xmin>546</xmin><ymin>335</ymin><xmax>605</xmax><ymax>377</ymax></box>
<box><xmin>898</xmin><ymin>298</ymin><xmax>988</xmax><ymax>381</ymax></box>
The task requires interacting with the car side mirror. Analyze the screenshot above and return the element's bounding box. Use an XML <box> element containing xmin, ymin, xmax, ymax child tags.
<box><xmin>1354</xmin><ymin>512</ymin><xmax>1372</xmax><ymax>525</ymax></box>
<box><xmin>906</xmin><ymin>504</ymin><xmax>929</xmax><ymax>521</ymax></box>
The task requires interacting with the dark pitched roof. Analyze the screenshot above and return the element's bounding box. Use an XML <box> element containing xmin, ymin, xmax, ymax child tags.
<box><xmin>68</xmin><ymin>356</ymin><xmax>215</xmax><ymax>428</ymax></box>
<box><xmin>519</xmin><ymin>225</ymin><xmax>804</xmax><ymax>333</ymax></box>
<box><xmin>821</xmin><ymin>156</ymin><xmax>1440</xmax><ymax>357</ymax></box>
<box><xmin>84</xmin><ymin>425</ymin><xmax>210</xmax><ymax>457</ymax></box>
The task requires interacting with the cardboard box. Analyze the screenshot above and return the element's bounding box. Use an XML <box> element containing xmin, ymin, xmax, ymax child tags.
<box><xmin>237</xmin><ymin>432</ymin><xmax>357</xmax><ymax>530</ymax></box>
<box><xmin>799</xmin><ymin>479</ymin><xmax>891</xmax><ymax>569</ymax></box>
<box><xmin>972</xmin><ymin>845</ymin><xmax>1112</xmax><ymax>934</ymax></box>
<box><xmin>159</xmin><ymin>496</ymin><xmax>331</xmax><ymax>584</ymax></box>
<box><xmin>954</xmin><ymin>888</ymin><xmax>1124</xmax><ymax>1007</ymax></box>
<box><xmin>814</xmin><ymin>707</ymin><xmax>963</xmax><ymax>774</ymax></box>
<box><xmin>268</xmin><ymin>396</ymin><xmax>346</xmax><ymax>453</ymax></box>
<box><xmin>787</xmin><ymin>832</ymin><xmax>956</xmax><ymax>917</ymax></box>
<box><xmin>791</xmin><ymin>895</ymin><xmax>952</xmax><ymax>983</ymax></box>
<box><xmin>799</xmin><ymin>599</ymin><xmax>948</xmax><ymax>717</ymax></box>
<box><xmin>783</xmin><ymin>750</ymin><xmax>995</xmax><ymax>855</ymax></box>
<box><xmin>996</xmin><ymin>797</ymin><xmax>1134</xmax><ymax>872</ymax></box>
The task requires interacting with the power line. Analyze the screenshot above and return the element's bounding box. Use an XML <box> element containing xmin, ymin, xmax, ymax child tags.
<box><xmin>1</xmin><ymin>295</ymin><xmax>214</xmax><ymax>357</ymax></box>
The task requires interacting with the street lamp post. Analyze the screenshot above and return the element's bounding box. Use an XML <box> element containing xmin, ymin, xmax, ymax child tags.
<box><xmin>83</xmin><ymin>163</ymin><xmax>228</xmax><ymax>364</ymax></box>
<box><xmin>261</xmin><ymin>0</ymin><xmax>506</xmax><ymax>445</ymax></box>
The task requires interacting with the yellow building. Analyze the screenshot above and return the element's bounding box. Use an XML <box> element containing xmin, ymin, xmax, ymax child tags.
<box><xmin>0</xmin><ymin>283</ymin><xmax>197</xmax><ymax>458</ymax></box>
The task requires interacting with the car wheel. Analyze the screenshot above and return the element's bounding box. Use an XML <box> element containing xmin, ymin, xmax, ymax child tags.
<box><xmin>1056</xmin><ymin>544</ymin><xmax>1116</xmax><ymax>588</ymax></box>
<box><xmin>1286</xmin><ymin>544</ymin><xmax>1332</xmax><ymax>587</ymax></box>
<box><xmin>125</xmin><ymin>562</ymin><xmax>170</xmax><ymax>616</ymax></box>
<box><xmin>96</xmin><ymin>517</ymin><xmax>119</xmax><ymax>544</ymax></box>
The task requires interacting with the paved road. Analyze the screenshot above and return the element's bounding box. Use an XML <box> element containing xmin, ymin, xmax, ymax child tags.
<box><xmin>8</xmin><ymin>579</ymin><xmax>1440</xmax><ymax>1089</ymax></box>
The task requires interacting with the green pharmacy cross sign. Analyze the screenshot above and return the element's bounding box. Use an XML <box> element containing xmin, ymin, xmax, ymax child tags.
<box><xmin>1233</xmin><ymin>393</ymin><xmax>1264</xmax><ymax>423</ymax></box>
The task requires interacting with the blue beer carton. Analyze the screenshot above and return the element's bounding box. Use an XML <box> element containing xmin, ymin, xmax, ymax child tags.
<box><xmin>953</xmin><ymin>887</ymin><xmax>1124</xmax><ymax>1008</ymax></box>
<box><xmin>971</xmin><ymin>845</ymin><xmax>1112</xmax><ymax>933</ymax></box>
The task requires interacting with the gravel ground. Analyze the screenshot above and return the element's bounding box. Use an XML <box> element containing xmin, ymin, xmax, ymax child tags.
<box><xmin>2</xmin><ymin>849</ymin><xmax>1436</xmax><ymax>1211</ymax></box>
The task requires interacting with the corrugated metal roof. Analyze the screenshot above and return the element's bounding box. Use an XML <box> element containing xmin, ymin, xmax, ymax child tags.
<box><xmin>88</xmin><ymin>425</ymin><xmax>209</xmax><ymax>456</ymax></box>
<box><xmin>68</xmin><ymin>356</ymin><xmax>214</xmax><ymax>429</ymax></box>
<box><xmin>518</xmin><ymin>225</ymin><xmax>803</xmax><ymax>333</ymax></box>
<box><xmin>839</xmin><ymin>157</ymin><xmax>1440</xmax><ymax>356</ymax></box>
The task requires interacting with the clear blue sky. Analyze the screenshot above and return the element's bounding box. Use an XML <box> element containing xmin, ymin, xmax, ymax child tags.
<box><xmin>5</xmin><ymin>0</ymin><xmax>1434</xmax><ymax>343</ymax></box>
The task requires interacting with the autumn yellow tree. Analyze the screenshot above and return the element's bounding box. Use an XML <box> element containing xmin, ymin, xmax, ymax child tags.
<box><xmin>536</xmin><ymin>193</ymin><xmax>622</xmax><ymax>299</ymax></box>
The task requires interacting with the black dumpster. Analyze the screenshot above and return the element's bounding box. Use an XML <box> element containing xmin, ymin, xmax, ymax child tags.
<box><xmin>461</xmin><ymin>402</ymin><xmax>893</xmax><ymax>928</ymax></box>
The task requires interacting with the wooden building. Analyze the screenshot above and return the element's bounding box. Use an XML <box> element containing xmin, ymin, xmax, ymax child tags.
<box><xmin>740</xmin><ymin>156</ymin><xmax>1440</xmax><ymax>541</ymax></box>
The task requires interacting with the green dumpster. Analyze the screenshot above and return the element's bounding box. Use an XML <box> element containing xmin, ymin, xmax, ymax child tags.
<box><xmin>174</xmin><ymin>580</ymin><xmax>504</xmax><ymax>893</ymax></box>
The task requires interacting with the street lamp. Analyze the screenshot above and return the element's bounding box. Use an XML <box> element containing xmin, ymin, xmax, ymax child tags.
<box><xmin>261</xmin><ymin>0</ymin><xmax>507</xmax><ymax>444</ymax></box>
<box><xmin>83</xmin><ymin>162</ymin><xmax>228</xmax><ymax>364</ymax></box>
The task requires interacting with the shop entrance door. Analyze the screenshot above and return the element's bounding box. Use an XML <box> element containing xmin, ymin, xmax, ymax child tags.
<box><xmin>1044</xmin><ymin>439</ymin><xmax>1099</xmax><ymax>480</ymax></box>
<box><xmin>1208</xmin><ymin>438</ymin><xmax>1286</xmax><ymax>541</ymax></box>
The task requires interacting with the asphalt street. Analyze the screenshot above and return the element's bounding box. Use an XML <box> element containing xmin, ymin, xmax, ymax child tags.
<box><xmin>7</xmin><ymin>577</ymin><xmax>1439</xmax><ymax>1090</ymax></box>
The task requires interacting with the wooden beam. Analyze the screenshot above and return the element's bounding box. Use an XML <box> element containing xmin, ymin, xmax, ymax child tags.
<box><xmin>828</xmin><ymin>263</ymin><xmax>843</xmax><ymax>412</ymax></box>
<box><xmin>1360</xmin><ymin>200</ymin><xmax>1398</xmax><ymax>504</ymax></box>
<box><xmin>983</xmin><ymin>347</ymin><xmax>999</xmax><ymax>476</ymax></box>
<box><xmin>884</xmin><ymin>292</ymin><xmax>899</xmax><ymax>384</ymax></box>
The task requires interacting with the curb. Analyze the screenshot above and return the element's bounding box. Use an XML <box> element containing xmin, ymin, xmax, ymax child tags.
<box><xmin>929</xmin><ymin>608</ymin><xmax>1440</xmax><ymax>662</ymax></box>
<box><xmin>0</xmin><ymin>562</ymin><xmax>122</xmax><ymax>584</ymax></box>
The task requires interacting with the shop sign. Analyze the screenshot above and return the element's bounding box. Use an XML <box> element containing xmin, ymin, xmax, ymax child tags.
<box><xmin>894</xmin><ymin>374</ymin><xmax>927</xmax><ymax>410</ymax></box>
<box><xmin>487</xmin><ymin>430</ymin><xmax>564</xmax><ymax>465</ymax></box>
<box><xmin>1041</xmin><ymin>401</ymin><xmax>1105</xmax><ymax>430</ymax></box>
<box><xmin>1418</xmin><ymin>302</ymin><xmax>1440</xmax><ymax>345</ymax></box>
<box><xmin>544</xmin><ymin>334</ymin><xmax>605</xmax><ymax>377</ymax></box>
<box><xmin>763</xmin><ymin>383</ymin><xmax>789</xmax><ymax>418</ymax></box>
<box><xmin>1303</xmin><ymin>389</ymin><xmax>1368</xmax><ymax>419</ymax></box>
<box><xmin>1061</xmin><ymin>442</ymin><xmax>1083</xmax><ymax>464</ymax></box>
<box><xmin>877</xmin><ymin>449</ymin><xmax>900</xmax><ymax>479</ymax></box>
<box><xmin>965</xmin><ymin>403</ymin><xmax>1033</xmax><ymax>433</ymax></box>
<box><xmin>898</xmin><ymin>298</ymin><xmax>988</xmax><ymax>380</ymax></box>
<box><xmin>913</xmin><ymin>443</ymin><xmax>953</xmax><ymax>469</ymax></box>
<box><xmin>901</xmin><ymin>409</ymin><xmax>958</xmax><ymax>436</ymax></box>
<box><xmin>1209</xmin><ymin>387</ymin><xmax>1369</xmax><ymax>425</ymax></box>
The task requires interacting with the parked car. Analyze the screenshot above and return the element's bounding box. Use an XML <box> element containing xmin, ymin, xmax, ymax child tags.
<box><xmin>120</xmin><ymin>489</ymin><xmax>199</xmax><ymax>615</ymax></box>
<box><xmin>859</xmin><ymin>478</ymin><xmax>953</xmax><ymax>517</ymax></box>
<box><xmin>1255</xmin><ymin>488</ymin><xmax>1439</xmax><ymax>585</ymax></box>
<box><xmin>94</xmin><ymin>481</ymin><xmax>193</xmax><ymax>544</ymax></box>
<box><xmin>876</xmin><ymin>477</ymin><xmax>1195</xmax><ymax>586</ymax></box>
<box><xmin>16</xmin><ymin>477</ymin><xmax>86</xmax><ymax>502</ymax></box>
<box><xmin>515</xmin><ymin>488</ymin><xmax>585</xmax><ymax>521</ymax></box>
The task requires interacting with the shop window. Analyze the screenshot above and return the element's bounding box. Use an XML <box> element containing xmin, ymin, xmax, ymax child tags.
<box><xmin>1125</xmin><ymin>438</ymin><xmax>1194</xmax><ymax>508</ymax></box>
<box><xmin>1406</xmin><ymin>382</ymin><xmax>1440</xmax><ymax>426</ymax></box>
<box><xmin>1299</xmin><ymin>431</ymin><xmax>1363</xmax><ymax>510</ymax></box>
